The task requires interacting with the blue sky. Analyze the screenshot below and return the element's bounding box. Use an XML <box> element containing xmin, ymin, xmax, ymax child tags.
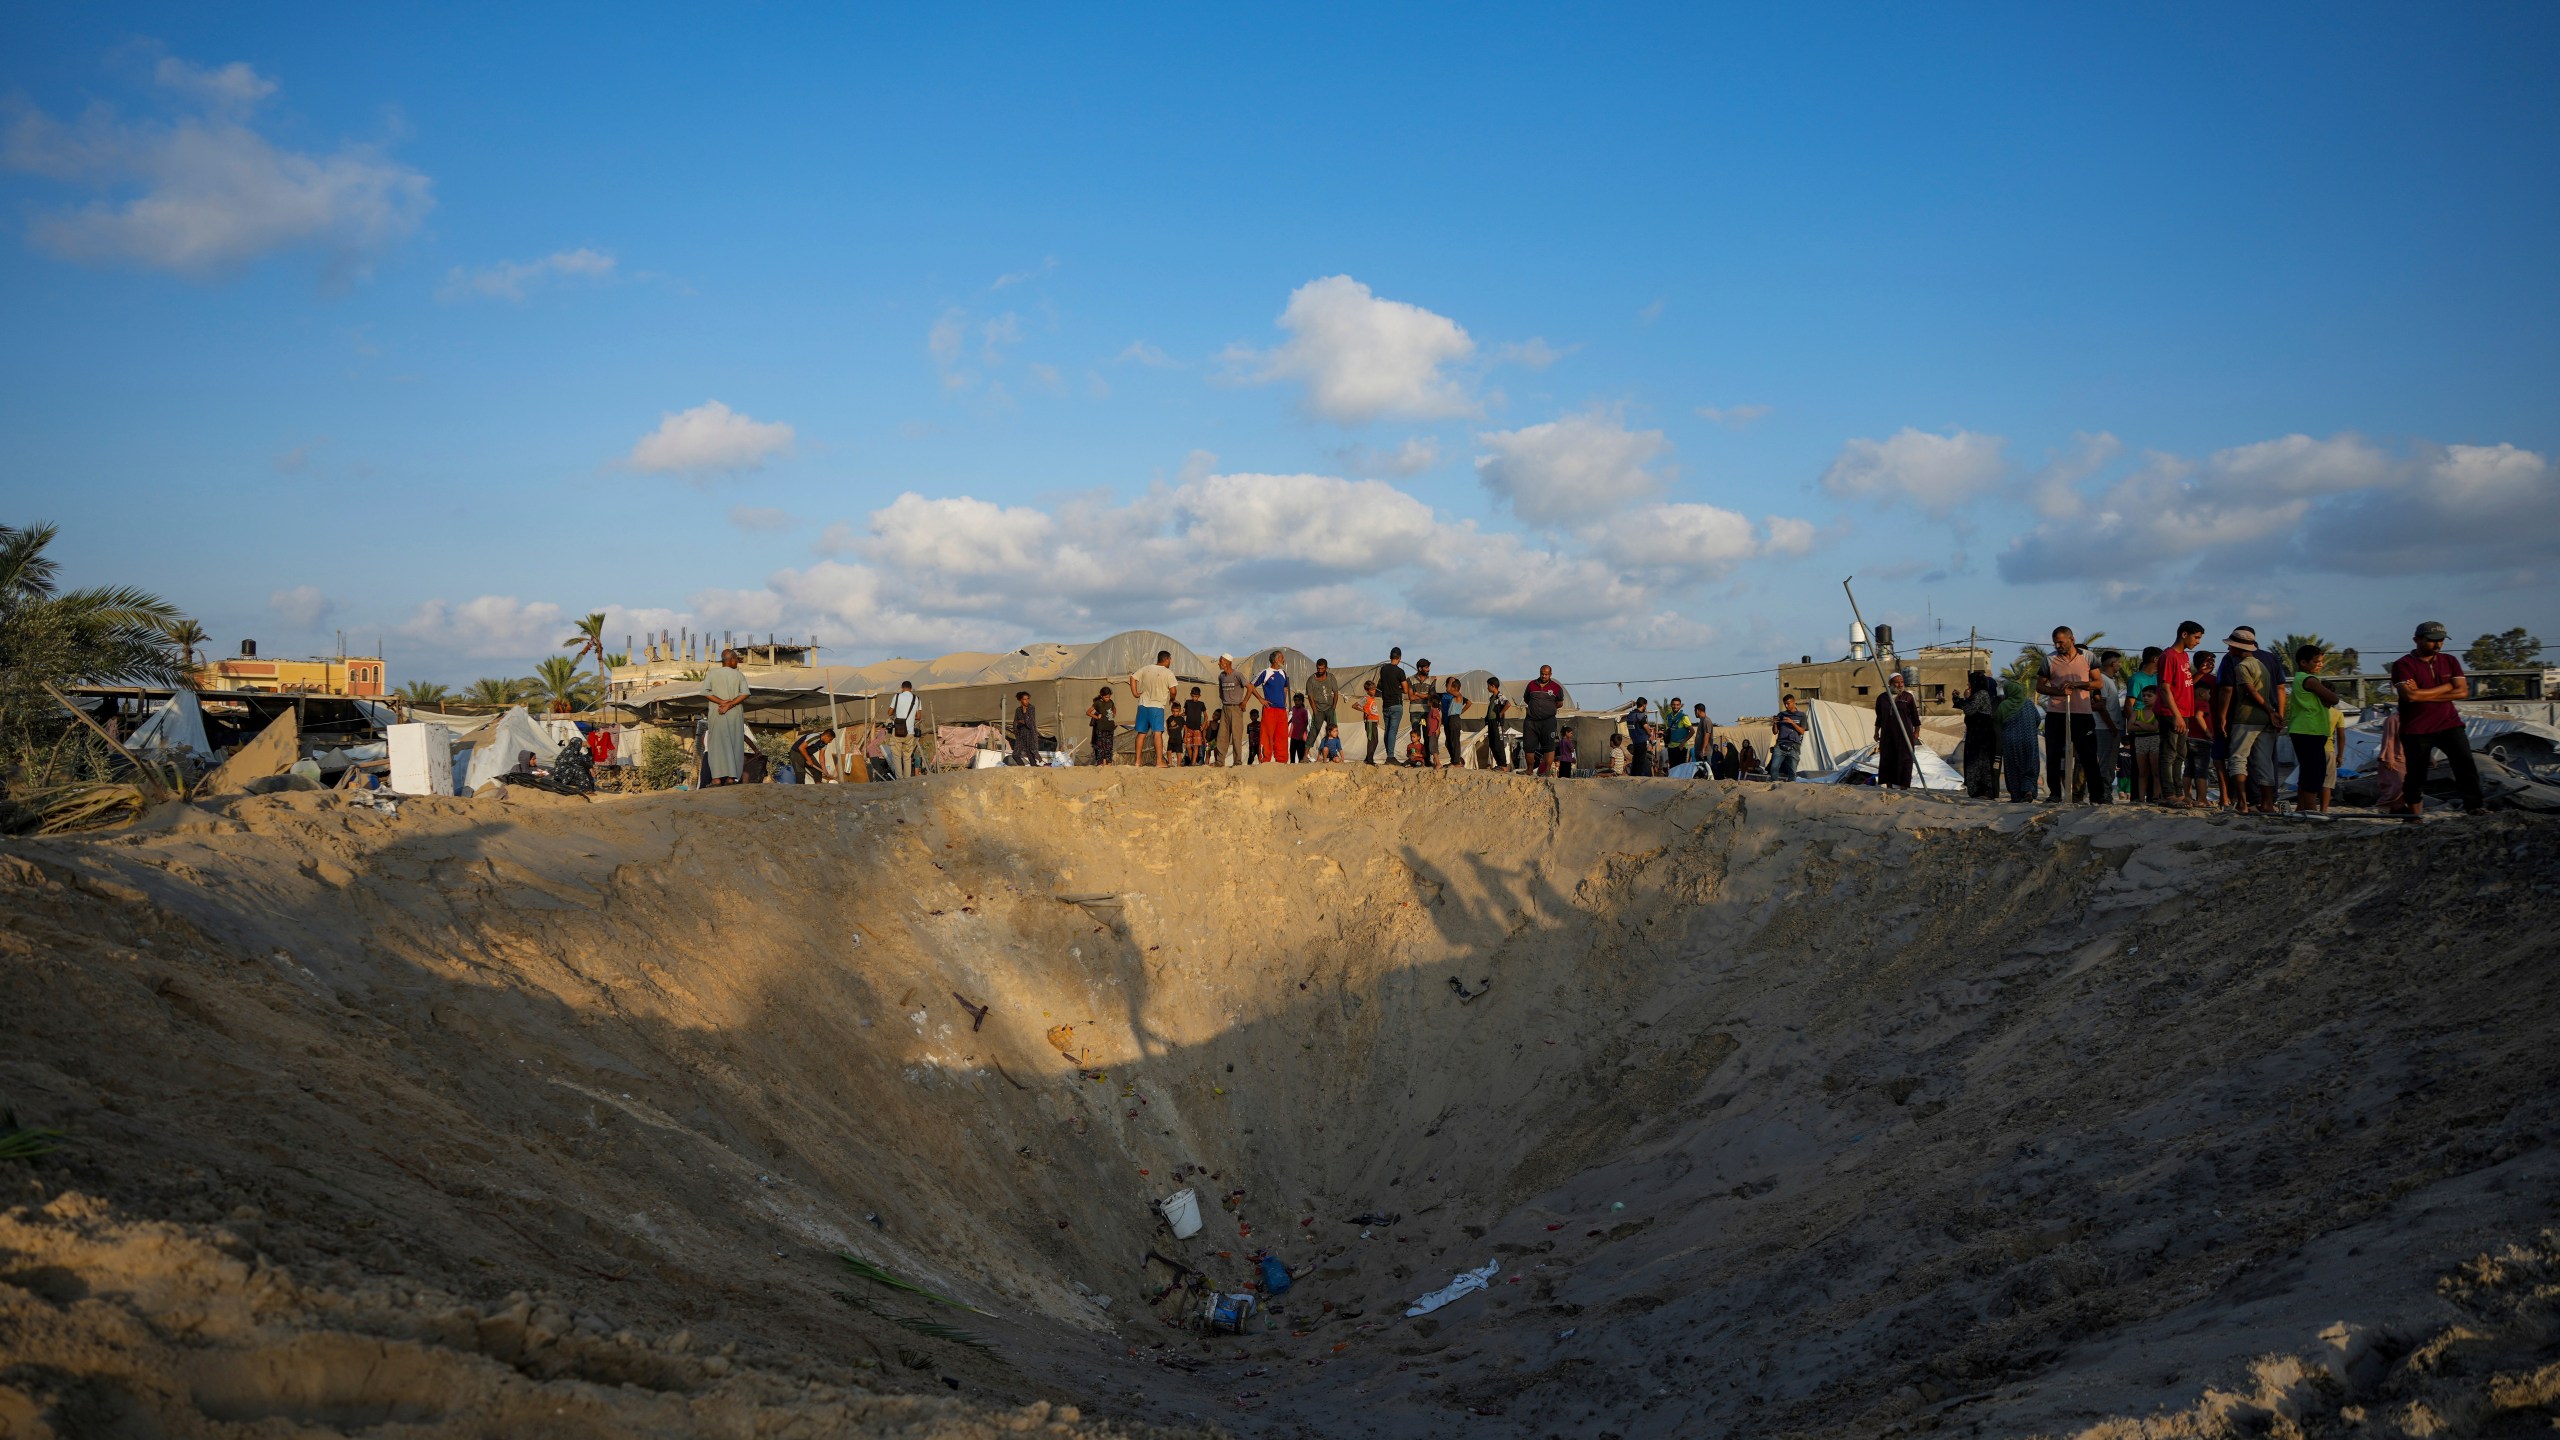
<box><xmin>4</xmin><ymin>4</ymin><xmax>2555</xmax><ymax>714</ymax></box>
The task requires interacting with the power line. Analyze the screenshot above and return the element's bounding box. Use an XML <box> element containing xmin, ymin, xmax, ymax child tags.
<box><xmin>1555</xmin><ymin>664</ymin><xmax>1789</xmax><ymax>690</ymax></box>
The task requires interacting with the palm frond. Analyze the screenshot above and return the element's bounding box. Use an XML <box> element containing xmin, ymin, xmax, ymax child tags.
<box><xmin>836</xmin><ymin>1253</ymin><xmax>991</xmax><ymax>1314</ymax></box>
<box><xmin>0</xmin><ymin>1112</ymin><xmax>66</xmax><ymax>1160</ymax></box>
<box><xmin>0</xmin><ymin>523</ymin><xmax>63</xmax><ymax>602</ymax></box>
<box><xmin>831</xmin><ymin>1289</ymin><xmax>997</xmax><ymax>1351</ymax></box>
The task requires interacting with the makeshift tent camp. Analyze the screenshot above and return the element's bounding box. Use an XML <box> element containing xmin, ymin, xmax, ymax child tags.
<box><xmin>463</xmin><ymin>707</ymin><xmax>564</xmax><ymax>791</ymax></box>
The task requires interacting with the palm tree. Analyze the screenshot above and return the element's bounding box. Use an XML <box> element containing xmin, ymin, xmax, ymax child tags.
<box><xmin>2</xmin><ymin>522</ymin><xmax>186</xmax><ymax>741</ymax></box>
<box><xmin>602</xmin><ymin>651</ymin><xmax>629</xmax><ymax>669</ymax></box>
<box><xmin>2279</xmin><ymin>632</ymin><xmax>2332</xmax><ymax>668</ymax></box>
<box><xmin>464</xmin><ymin>675</ymin><xmax>533</xmax><ymax>709</ymax></box>
<box><xmin>531</xmin><ymin>655</ymin><xmax>597</xmax><ymax>712</ymax></box>
<box><xmin>394</xmin><ymin>680</ymin><xmax>452</xmax><ymax>708</ymax></box>
<box><xmin>562</xmin><ymin>611</ymin><xmax>610</xmax><ymax>696</ymax></box>
<box><xmin>163</xmin><ymin>617</ymin><xmax>210</xmax><ymax>674</ymax></box>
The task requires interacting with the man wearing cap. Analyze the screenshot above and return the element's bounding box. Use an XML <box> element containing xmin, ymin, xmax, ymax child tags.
<box><xmin>2389</xmin><ymin>621</ymin><xmax>2485</xmax><ymax>816</ymax></box>
<box><xmin>2215</xmin><ymin>625</ymin><xmax>2285</xmax><ymax>813</ymax></box>
<box><xmin>1214</xmin><ymin>653</ymin><xmax>1250</xmax><ymax>767</ymax></box>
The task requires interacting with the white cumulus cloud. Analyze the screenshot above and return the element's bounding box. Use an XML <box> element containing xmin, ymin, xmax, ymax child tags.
<box><xmin>1997</xmin><ymin>432</ymin><xmax>2558</xmax><ymax>584</ymax></box>
<box><xmin>1821</xmin><ymin>428</ymin><xmax>2009</xmax><ymax>518</ymax></box>
<box><xmin>267</xmin><ymin>584</ymin><xmax>335</xmax><ymax>629</ymax></box>
<box><xmin>397</xmin><ymin>595</ymin><xmax>567</xmax><ymax>659</ymax></box>
<box><xmin>624</xmin><ymin>400</ymin><xmax>795</xmax><ymax>477</ymax></box>
<box><xmin>1</xmin><ymin>54</ymin><xmax>431</xmax><ymax>279</ymax></box>
<box><xmin>1593</xmin><ymin>503</ymin><xmax>1763</xmax><ymax>573</ymax></box>
<box><xmin>1475</xmin><ymin>410</ymin><xmax>1670</xmax><ymax>527</ymax></box>
<box><xmin>1231</xmin><ymin>275</ymin><xmax>1478</xmax><ymax>426</ymax></box>
<box><xmin>1174</xmin><ymin>473</ymin><xmax>1438</xmax><ymax>573</ymax></box>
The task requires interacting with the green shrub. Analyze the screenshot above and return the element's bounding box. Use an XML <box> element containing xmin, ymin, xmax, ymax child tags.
<box><xmin>639</xmin><ymin>730</ymin><xmax>690</xmax><ymax>790</ymax></box>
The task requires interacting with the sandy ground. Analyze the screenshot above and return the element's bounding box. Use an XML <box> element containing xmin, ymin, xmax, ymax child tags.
<box><xmin>1</xmin><ymin>770</ymin><xmax>2554</xmax><ymax>1438</ymax></box>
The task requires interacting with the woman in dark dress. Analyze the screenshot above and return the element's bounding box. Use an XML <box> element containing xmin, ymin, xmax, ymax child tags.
<box><xmin>1010</xmin><ymin>692</ymin><xmax>1040</xmax><ymax>766</ymax></box>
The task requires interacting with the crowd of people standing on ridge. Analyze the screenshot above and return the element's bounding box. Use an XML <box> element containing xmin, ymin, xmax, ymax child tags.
<box><xmin>694</xmin><ymin>620</ymin><xmax>2491</xmax><ymax>818</ymax></box>
<box><xmin>1938</xmin><ymin>618</ymin><xmax>2486</xmax><ymax>817</ymax></box>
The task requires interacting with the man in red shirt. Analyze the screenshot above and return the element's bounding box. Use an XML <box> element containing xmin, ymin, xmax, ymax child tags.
<box><xmin>2388</xmin><ymin>621</ymin><xmax>2484</xmax><ymax>816</ymax></box>
<box><xmin>2157</xmin><ymin>621</ymin><xmax>2203</xmax><ymax>807</ymax></box>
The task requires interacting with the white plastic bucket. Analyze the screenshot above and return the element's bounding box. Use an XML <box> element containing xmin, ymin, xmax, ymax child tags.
<box><xmin>1159</xmin><ymin>1187</ymin><xmax>1202</xmax><ymax>1239</ymax></box>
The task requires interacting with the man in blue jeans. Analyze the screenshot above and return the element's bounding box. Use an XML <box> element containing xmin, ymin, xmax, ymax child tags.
<box><xmin>1770</xmin><ymin>695</ymin><xmax>1806</xmax><ymax>781</ymax></box>
<box><xmin>1375</xmin><ymin>646</ymin><xmax>1408</xmax><ymax>765</ymax></box>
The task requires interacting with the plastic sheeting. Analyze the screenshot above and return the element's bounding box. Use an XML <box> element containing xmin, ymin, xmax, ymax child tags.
<box><xmin>125</xmin><ymin>691</ymin><xmax>213</xmax><ymax>763</ymax></box>
<box><xmin>1058</xmin><ymin>630</ymin><xmax>1218</xmax><ymax>682</ymax></box>
<box><xmin>1812</xmin><ymin>741</ymin><xmax>1967</xmax><ymax>791</ymax></box>
<box><xmin>1797</xmin><ymin>698</ymin><xmax>1882</xmax><ymax>774</ymax></box>
<box><xmin>463</xmin><ymin>707</ymin><xmax>563</xmax><ymax>791</ymax></box>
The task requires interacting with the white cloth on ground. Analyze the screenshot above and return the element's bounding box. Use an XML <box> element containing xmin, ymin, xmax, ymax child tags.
<box><xmin>1405</xmin><ymin>1259</ymin><xmax>1499</xmax><ymax>1317</ymax></box>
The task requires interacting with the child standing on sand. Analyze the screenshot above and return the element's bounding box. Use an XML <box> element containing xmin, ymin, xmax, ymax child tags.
<box><xmin>1087</xmin><ymin>686</ymin><xmax>1116</xmax><ymax>765</ymax></box>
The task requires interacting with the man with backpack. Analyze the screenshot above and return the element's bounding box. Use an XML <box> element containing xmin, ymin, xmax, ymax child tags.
<box><xmin>887</xmin><ymin>680</ymin><xmax>921</xmax><ymax>778</ymax></box>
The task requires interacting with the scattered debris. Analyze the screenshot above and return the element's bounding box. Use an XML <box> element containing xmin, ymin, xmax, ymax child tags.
<box><xmin>1405</xmin><ymin>1259</ymin><xmax>1499</xmax><ymax>1317</ymax></box>
<box><xmin>951</xmin><ymin>993</ymin><xmax>989</xmax><ymax>1031</ymax></box>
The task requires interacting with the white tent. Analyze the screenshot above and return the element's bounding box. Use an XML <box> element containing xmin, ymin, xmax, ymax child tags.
<box><xmin>1076</xmin><ymin>630</ymin><xmax>1218</xmax><ymax>681</ymax></box>
<box><xmin>1796</xmin><ymin>696</ymin><xmax>1964</xmax><ymax>790</ymax></box>
<box><xmin>1797</xmin><ymin>698</ymin><xmax>1882</xmax><ymax>774</ymax></box>
<box><xmin>464</xmin><ymin>707</ymin><xmax>563</xmax><ymax>791</ymax></box>
<box><xmin>1814</xmin><ymin>742</ymin><xmax>1966</xmax><ymax>791</ymax></box>
<box><xmin>125</xmin><ymin>691</ymin><xmax>214</xmax><ymax>764</ymax></box>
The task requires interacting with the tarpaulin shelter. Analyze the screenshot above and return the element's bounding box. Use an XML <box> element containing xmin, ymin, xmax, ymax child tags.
<box><xmin>463</xmin><ymin>707</ymin><xmax>564</xmax><ymax>791</ymax></box>
<box><xmin>1781</xmin><ymin>695</ymin><xmax>1962</xmax><ymax>790</ymax></box>
<box><xmin>124</xmin><ymin>690</ymin><xmax>214</xmax><ymax>765</ymax></box>
<box><xmin>1812</xmin><ymin>741</ymin><xmax>1966</xmax><ymax>791</ymax></box>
